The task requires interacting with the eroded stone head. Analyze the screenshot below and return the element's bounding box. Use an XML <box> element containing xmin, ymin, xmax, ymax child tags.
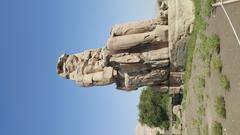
<box><xmin>57</xmin><ymin>49</ymin><xmax>116</xmax><ymax>87</ymax></box>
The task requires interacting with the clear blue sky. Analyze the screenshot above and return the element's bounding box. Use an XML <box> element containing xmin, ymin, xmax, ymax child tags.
<box><xmin>0</xmin><ymin>0</ymin><xmax>156</xmax><ymax>135</ymax></box>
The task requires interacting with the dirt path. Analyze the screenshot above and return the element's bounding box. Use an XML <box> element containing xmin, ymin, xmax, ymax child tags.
<box><xmin>184</xmin><ymin>1</ymin><xmax>240</xmax><ymax>135</ymax></box>
<box><xmin>209</xmin><ymin>3</ymin><xmax>240</xmax><ymax>135</ymax></box>
<box><xmin>208</xmin><ymin>2</ymin><xmax>240</xmax><ymax>135</ymax></box>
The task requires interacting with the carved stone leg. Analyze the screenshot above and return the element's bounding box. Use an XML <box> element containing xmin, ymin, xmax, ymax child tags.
<box><xmin>123</xmin><ymin>68</ymin><xmax>169</xmax><ymax>90</ymax></box>
<box><xmin>110</xmin><ymin>19</ymin><xmax>163</xmax><ymax>37</ymax></box>
<box><xmin>106</xmin><ymin>25</ymin><xmax>168</xmax><ymax>51</ymax></box>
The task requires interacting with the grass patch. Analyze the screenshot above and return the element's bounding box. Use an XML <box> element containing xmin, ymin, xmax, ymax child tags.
<box><xmin>198</xmin><ymin>34</ymin><xmax>220</xmax><ymax>76</ymax></box>
<box><xmin>204</xmin><ymin>60</ymin><xmax>211</xmax><ymax>76</ymax></box>
<box><xmin>197</xmin><ymin>77</ymin><xmax>206</xmax><ymax>88</ymax></box>
<box><xmin>184</xmin><ymin>0</ymin><xmax>207</xmax><ymax>82</ymax></box>
<box><xmin>211</xmin><ymin>54</ymin><xmax>222</xmax><ymax>72</ymax></box>
<box><xmin>205</xmin><ymin>0</ymin><xmax>217</xmax><ymax>17</ymax></box>
<box><xmin>199</xmin><ymin>34</ymin><xmax>220</xmax><ymax>62</ymax></box>
<box><xmin>197</xmin><ymin>125</ymin><xmax>201</xmax><ymax>135</ymax></box>
<box><xmin>197</xmin><ymin>104</ymin><xmax>206</xmax><ymax>116</ymax></box>
<box><xmin>215</xmin><ymin>96</ymin><xmax>226</xmax><ymax>118</ymax></box>
<box><xmin>192</xmin><ymin>118</ymin><xmax>198</xmax><ymax>125</ymax></box>
<box><xmin>220</xmin><ymin>74</ymin><xmax>230</xmax><ymax>90</ymax></box>
<box><xmin>183</xmin><ymin>0</ymin><xmax>207</xmax><ymax>103</ymax></box>
<box><xmin>197</xmin><ymin>94</ymin><xmax>205</xmax><ymax>117</ymax></box>
<box><xmin>197</xmin><ymin>94</ymin><xmax>204</xmax><ymax>103</ymax></box>
<box><xmin>192</xmin><ymin>119</ymin><xmax>209</xmax><ymax>135</ymax></box>
<box><xmin>176</xmin><ymin>115</ymin><xmax>181</xmax><ymax>127</ymax></box>
<box><xmin>203</xmin><ymin>124</ymin><xmax>209</xmax><ymax>135</ymax></box>
<box><xmin>212</xmin><ymin>121</ymin><xmax>223</xmax><ymax>135</ymax></box>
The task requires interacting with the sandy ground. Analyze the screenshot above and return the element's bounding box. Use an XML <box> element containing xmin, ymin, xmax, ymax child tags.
<box><xmin>184</xmin><ymin>1</ymin><xmax>240</xmax><ymax>135</ymax></box>
<box><xmin>208</xmin><ymin>2</ymin><xmax>240</xmax><ymax>135</ymax></box>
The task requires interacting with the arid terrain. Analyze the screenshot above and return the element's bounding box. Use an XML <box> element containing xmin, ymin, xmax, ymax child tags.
<box><xmin>184</xmin><ymin>1</ymin><xmax>240</xmax><ymax>135</ymax></box>
<box><xmin>209</xmin><ymin>2</ymin><xmax>240</xmax><ymax>135</ymax></box>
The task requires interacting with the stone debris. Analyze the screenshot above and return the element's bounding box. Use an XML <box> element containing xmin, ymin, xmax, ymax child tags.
<box><xmin>135</xmin><ymin>122</ymin><xmax>166</xmax><ymax>135</ymax></box>
<box><xmin>173</xmin><ymin>105</ymin><xmax>182</xmax><ymax>118</ymax></box>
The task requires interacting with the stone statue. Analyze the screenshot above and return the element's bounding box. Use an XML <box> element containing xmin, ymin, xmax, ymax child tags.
<box><xmin>57</xmin><ymin>0</ymin><xmax>194</xmax><ymax>91</ymax></box>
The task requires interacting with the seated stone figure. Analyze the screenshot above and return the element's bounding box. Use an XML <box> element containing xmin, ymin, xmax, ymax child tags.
<box><xmin>57</xmin><ymin>2</ymin><xmax>181</xmax><ymax>91</ymax></box>
<box><xmin>57</xmin><ymin>43</ymin><xmax>170</xmax><ymax>91</ymax></box>
<box><xmin>106</xmin><ymin>18</ymin><xmax>168</xmax><ymax>51</ymax></box>
<box><xmin>57</xmin><ymin>1</ymin><xmax>171</xmax><ymax>90</ymax></box>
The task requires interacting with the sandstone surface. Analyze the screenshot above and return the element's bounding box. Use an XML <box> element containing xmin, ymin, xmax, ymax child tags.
<box><xmin>57</xmin><ymin>0</ymin><xmax>194</xmax><ymax>92</ymax></box>
<box><xmin>135</xmin><ymin>122</ymin><xmax>166</xmax><ymax>135</ymax></box>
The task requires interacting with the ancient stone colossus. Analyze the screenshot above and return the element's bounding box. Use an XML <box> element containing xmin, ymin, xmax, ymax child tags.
<box><xmin>57</xmin><ymin>0</ymin><xmax>194</xmax><ymax>91</ymax></box>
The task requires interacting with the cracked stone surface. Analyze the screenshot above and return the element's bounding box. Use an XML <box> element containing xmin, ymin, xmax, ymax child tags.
<box><xmin>56</xmin><ymin>0</ymin><xmax>194</xmax><ymax>91</ymax></box>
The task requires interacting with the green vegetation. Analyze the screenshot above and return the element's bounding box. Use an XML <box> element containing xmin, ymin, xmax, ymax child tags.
<box><xmin>215</xmin><ymin>96</ymin><xmax>226</xmax><ymax>118</ymax></box>
<box><xmin>220</xmin><ymin>74</ymin><xmax>230</xmax><ymax>90</ymax></box>
<box><xmin>183</xmin><ymin>0</ymin><xmax>219</xmax><ymax>97</ymax></box>
<box><xmin>211</xmin><ymin>55</ymin><xmax>222</xmax><ymax>72</ymax></box>
<box><xmin>197</xmin><ymin>104</ymin><xmax>206</xmax><ymax>116</ymax></box>
<box><xmin>196</xmin><ymin>93</ymin><xmax>206</xmax><ymax>131</ymax></box>
<box><xmin>138</xmin><ymin>87</ymin><xmax>170</xmax><ymax>129</ymax></box>
<box><xmin>192</xmin><ymin>117</ymin><xmax>202</xmax><ymax>127</ymax></box>
<box><xmin>184</xmin><ymin>0</ymin><xmax>199</xmax><ymax>82</ymax></box>
<box><xmin>183</xmin><ymin>0</ymin><xmax>220</xmax><ymax>102</ymax></box>
<box><xmin>176</xmin><ymin>116</ymin><xmax>181</xmax><ymax>127</ymax></box>
<box><xmin>192</xmin><ymin>118</ymin><xmax>198</xmax><ymax>125</ymax></box>
<box><xmin>192</xmin><ymin>118</ymin><xmax>209</xmax><ymax>135</ymax></box>
<box><xmin>183</xmin><ymin>0</ymin><xmax>207</xmax><ymax>104</ymax></box>
<box><xmin>205</xmin><ymin>0</ymin><xmax>216</xmax><ymax>17</ymax></box>
<box><xmin>197</xmin><ymin>94</ymin><xmax>204</xmax><ymax>103</ymax></box>
<box><xmin>182</xmin><ymin>0</ymin><xmax>228</xmax><ymax>134</ymax></box>
<box><xmin>199</xmin><ymin>34</ymin><xmax>220</xmax><ymax>76</ymax></box>
<box><xmin>203</xmin><ymin>124</ymin><xmax>209</xmax><ymax>135</ymax></box>
<box><xmin>199</xmin><ymin>34</ymin><xmax>220</xmax><ymax>61</ymax></box>
<box><xmin>197</xmin><ymin>77</ymin><xmax>206</xmax><ymax>88</ymax></box>
<box><xmin>212</xmin><ymin>121</ymin><xmax>223</xmax><ymax>135</ymax></box>
<box><xmin>197</xmin><ymin>94</ymin><xmax>205</xmax><ymax>116</ymax></box>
